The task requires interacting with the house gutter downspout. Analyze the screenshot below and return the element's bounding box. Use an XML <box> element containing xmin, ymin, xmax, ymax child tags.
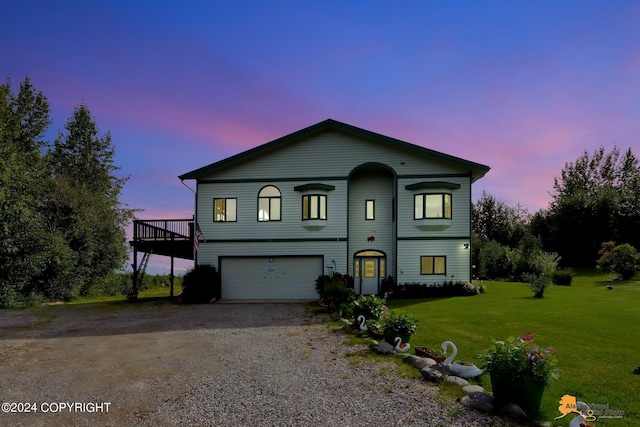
<box><xmin>180</xmin><ymin>179</ymin><xmax>198</xmax><ymax>265</ymax></box>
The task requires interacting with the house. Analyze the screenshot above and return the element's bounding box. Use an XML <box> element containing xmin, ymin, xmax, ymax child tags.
<box><xmin>178</xmin><ymin>119</ymin><xmax>490</xmax><ymax>300</ymax></box>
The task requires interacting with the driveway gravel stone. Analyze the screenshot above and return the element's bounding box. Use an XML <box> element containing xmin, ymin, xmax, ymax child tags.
<box><xmin>0</xmin><ymin>301</ymin><xmax>506</xmax><ymax>426</ymax></box>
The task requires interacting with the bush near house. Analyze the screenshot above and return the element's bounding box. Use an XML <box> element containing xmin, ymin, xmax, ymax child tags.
<box><xmin>179</xmin><ymin>264</ymin><xmax>219</xmax><ymax>303</ymax></box>
<box><xmin>316</xmin><ymin>274</ymin><xmax>354</xmax><ymax>312</ymax></box>
<box><xmin>389</xmin><ymin>281</ymin><xmax>484</xmax><ymax>299</ymax></box>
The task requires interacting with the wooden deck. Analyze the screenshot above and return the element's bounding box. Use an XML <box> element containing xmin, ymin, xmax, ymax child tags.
<box><xmin>128</xmin><ymin>218</ymin><xmax>195</xmax><ymax>299</ymax></box>
<box><xmin>130</xmin><ymin>219</ymin><xmax>195</xmax><ymax>260</ymax></box>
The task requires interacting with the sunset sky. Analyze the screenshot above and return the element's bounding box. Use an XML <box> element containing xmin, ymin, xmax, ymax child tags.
<box><xmin>3</xmin><ymin>1</ymin><xmax>639</xmax><ymax>274</ymax></box>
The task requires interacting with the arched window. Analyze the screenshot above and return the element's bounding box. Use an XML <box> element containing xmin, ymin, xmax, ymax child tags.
<box><xmin>258</xmin><ymin>185</ymin><xmax>281</xmax><ymax>221</ymax></box>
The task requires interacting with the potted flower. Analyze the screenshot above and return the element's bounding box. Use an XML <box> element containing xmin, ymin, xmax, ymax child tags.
<box><xmin>414</xmin><ymin>345</ymin><xmax>446</xmax><ymax>363</ymax></box>
<box><xmin>365</xmin><ymin>319</ymin><xmax>385</xmax><ymax>340</ymax></box>
<box><xmin>483</xmin><ymin>333</ymin><xmax>558</xmax><ymax>416</ymax></box>
<box><xmin>381</xmin><ymin>311</ymin><xmax>418</xmax><ymax>345</ymax></box>
<box><xmin>351</xmin><ymin>295</ymin><xmax>387</xmax><ymax>323</ymax></box>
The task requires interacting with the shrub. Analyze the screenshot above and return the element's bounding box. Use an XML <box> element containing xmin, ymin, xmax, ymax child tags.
<box><xmin>179</xmin><ymin>264</ymin><xmax>219</xmax><ymax>303</ymax></box>
<box><xmin>596</xmin><ymin>241</ymin><xmax>639</xmax><ymax>280</ymax></box>
<box><xmin>551</xmin><ymin>269</ymin><xmax>574</xmax><ymax>286</ymax></box>
<box><xmin>382</xmin><ymin>311</ymin><xmax>418</xmax><ymax>335</ymax></box>
<box><xmin>523</xmin><ymin>272</ymin><xmax>552</xmax><ymax>298</ymax></box>
<box><xmin>318</xmin><ymin>279</ymin><xmax>354</xmax><ymax>312</ymax></box>
<box><xmin>522</xmin><ymin>250</ymin><xmax>560</xmax><ymax>298</ymax></box>
<box><xmin>389</xmin><ymin>281</ymin><xmax>484</xmax><ymax>299</ymax></box>
<box><xmin>380</xmin><ymin>275</ymin><xmax>395</xmax><ymax>296</ymax></box>
<box><xmin>351</xmin><ymin>295</ymin><xmax>387</xmax><ymax>320</ymax></box>
<box><xmin>338</xmin><ymin>302</ymin><xmax>353</xmax><ymax>318</ymax></box>
<box><xmin>92</xmin><ymin>272</ymin><xmax>130</xmax><ymax>296</ymax></box>
<box><xmin>315</xmin><ymin>275</ymin><xmax>335</xmax><ymax>295</ymax></box>
<box><xmin>315</xmin><ymin>273</ymin><xmax>353</xmax><ymax>295</ymax></box>
<box><xmin>478</xmin><ymin>240</ymin><xmax>513</xmax><ymax>279</ymax></box>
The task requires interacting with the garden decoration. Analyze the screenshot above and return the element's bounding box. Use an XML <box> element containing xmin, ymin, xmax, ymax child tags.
<box><xmin>382</xmin><ymin>311</ymin><xmax>418</xmax><ymax>345</ymax></box>
<box><xmin>441</xmin><ymin>341</ymin><xmax>483</xmax><ymax>378</ymax></box>
<box><xmin>567</xmin><ymin>401</ymin><xmax>596</xmax><ymax>427</ymax></box>
<box><xmin>356</xmin><ymin>315</ymin><xmax>368</xmax><ymax>331</ymax></box>
<box><xmin>365</xmin><ymin>319</ymin><xmax>384</xmax><ymax>340</ymax></box>
<box><xmin>483</xmin><ymin>333</ymin><xmax>558</xmax><ymax>417</ymax></box>
<box><xmin>414</xmin><ymin>346</ymin><xmax>446</xmax><ymax>363</ymax></box>
<box><xmin>393</xmin><ymin>337</ymin><xmax>410</xmax><ymax>352</ymax></box>
<box><xmin>351</xmin><ymin>295</ymin><xmax>387</xmax><ymax>321</ymax></box>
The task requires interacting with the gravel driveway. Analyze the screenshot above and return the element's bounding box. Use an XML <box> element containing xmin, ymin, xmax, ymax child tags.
<box><xmin>0</xmin><ymin>301</ymin><xmax>503</xmax><ymax>426</ymax></box>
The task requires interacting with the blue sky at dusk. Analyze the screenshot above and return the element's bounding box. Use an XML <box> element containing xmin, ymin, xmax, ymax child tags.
<box><xmin>3</xmin><ymin>1</ymin><xmax>639</xmax><ymax>274</ymax></box>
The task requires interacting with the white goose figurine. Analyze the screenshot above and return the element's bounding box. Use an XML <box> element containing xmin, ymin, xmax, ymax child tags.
<box><xmin>394</xmin><ymin>337</ymin><xmax>410</xmax><ymax>352</ymax></box>
<box><xmin>441</xmin><ymin>340</ymin><xmax>483</xmax><ymax>378</ymax></box>
<box><xmin>356</xmin><ymin>315</ymin><xmax>368</xmax><ymax>331</ymax></box>
<box><xmin>568</xmin><ymin>402</ymin><xmax>595</xmax><ymax>427</ymax></box>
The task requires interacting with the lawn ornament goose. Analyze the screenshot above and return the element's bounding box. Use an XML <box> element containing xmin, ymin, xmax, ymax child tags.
<box><xmin>394</xmin><ymin>337</ymin><xmax>410</xmax><ymax>352</ymax></box>
<box><xmin>356</xmin><ymin>315</ymin><xmax>367</xmax><ymax>331</ymax></box>
<box><xmin>568</xmin><ymin>402</ymin><xmax>596</xmax><ymax>427</ymax></box>
<box><xmin>441</xmin><ymin>340</ymin><xmax>483</xmax><ymax>378</ymax></box>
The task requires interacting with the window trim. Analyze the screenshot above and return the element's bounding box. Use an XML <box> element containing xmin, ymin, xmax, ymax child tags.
<box><xmin>420</xmin><ymin>255</ymin><xmax>447</xmax><ymax>275</ymax></box>
<box><xmin>414</xmin><ymin>193</ymin><xmax>452</xmax><ymax>220</ymax></box>
<box><xmin>302</xmin><ymin>194</ymin><xmax>327</xmax><ymax>221</ymax></box>
<box><xmin>257</xmin><ymin>185</ymin><xmax>281</xmax><ymax>222</ymax></box>
<box><xmin>213</xmin><ymin>197</ymin><xmax>237</xmax><ymax>222</ymax></box>
<box><xmin>365</xmin><ymin>199</ymin><xmax>375</xmax><ymax>220</ymax></box>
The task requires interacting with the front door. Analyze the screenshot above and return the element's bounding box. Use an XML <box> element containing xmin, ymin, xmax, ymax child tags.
<box><xmin>355</xmin><ymin>251</ymin><xmax>386</xmax><ymax>295</ymax></box>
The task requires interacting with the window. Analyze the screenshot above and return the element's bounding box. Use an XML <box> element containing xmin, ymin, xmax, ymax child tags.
<box><xmin>258</xmin><ymin>185</ymin><xmax>281</xmax><ymax>221</ymax></box>
<box><xmin>414</xmin><ymin>194</ymin><xmax>452</xmax><ymax>219</ymax></box>
<box><xmin>421</xmin><ymin>256</ymin><xmax>446</xmax><ymax>275</ymax></box>
<box><xmin>365</xmin><ymin>200</ymin><xmax>375</xmax><ymax>220</ymax></box>
<box><xmin>364</xmin><ymin>259</ymin><xmax>376</xmax><ymax>278</ymax></box>
<box><xmin>213</xmin><ymin>198</ymin><xmax>237</xmax><ymax>222</ymax></box>
<box><xmin>302</xmin><ymin>194</ymin><xmax>327</xmax><ymax>220</ymax></box>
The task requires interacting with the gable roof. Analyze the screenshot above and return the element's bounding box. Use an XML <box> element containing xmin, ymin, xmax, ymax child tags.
<box><xmin>178</xmin><ymin>119</ymin><xmax>490</xmax><ymax>181</ymax></box>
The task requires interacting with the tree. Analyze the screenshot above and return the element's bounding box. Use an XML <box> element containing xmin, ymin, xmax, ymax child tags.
<box><xmin>0</xmin><ymin>77</ymin><xmax>54</xmax><ymax>305</ymax></box>
<box><xmin>596</xmin><ymin>241</ymin><xmax>639</xmax><ymax>280</ymax></box>
<box><xmin>545</xmin><ymin>146</ymin><xmax>640</xmax><ymax>266</ymax></box>
<box><xmin>46</xmin><ymin>104</ymin><xmax>134</xmax><ymax>296</ymax></box>
<box><xmin>1</xmin><ymin>78</ymin><xmax>135</xmax><ymax>305</ymax></box>
<box><xmin>473</xmin><ymin>191</ymin><xmax>530</xmax><ymax>248</ymax></box>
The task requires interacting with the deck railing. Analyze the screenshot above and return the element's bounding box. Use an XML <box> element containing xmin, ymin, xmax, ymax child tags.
<box><xmin>133</xmin><ymin>219</ymin><xmax>193</xmax><ymax>241</ymax></box>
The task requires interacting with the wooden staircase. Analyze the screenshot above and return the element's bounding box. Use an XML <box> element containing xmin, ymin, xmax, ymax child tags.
<box><xmin>128</xmin><ymin>218</ymin><xmax>195</xmax><ymax>300</ymax></box>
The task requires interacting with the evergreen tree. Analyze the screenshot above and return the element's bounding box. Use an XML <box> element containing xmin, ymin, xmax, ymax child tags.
<box><xmin>47</xmin><ymin>104</ymin><xmax>134</xmax><ymax>296</ymax></box>
<box><xmin>0</xmin><ymin>77</ymin><xmax>53</xmax><ymax>305</ymax></box>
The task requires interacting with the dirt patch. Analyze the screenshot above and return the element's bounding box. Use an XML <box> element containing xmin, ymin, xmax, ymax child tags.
<box><xmin>0</xmin><ymin>300</ymin><xmax>325</xmax><ymax>426</ymax></box>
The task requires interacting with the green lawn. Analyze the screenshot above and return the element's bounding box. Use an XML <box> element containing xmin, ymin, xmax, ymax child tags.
<box><xmin>388</xmin><ymin>270</ymin><xmax>640</xmax><ymax>426</ymax></box>
<box><xmin>66</xmin><ymin>283</ymin><xmax>182</xmax><ymax>305</ymax></box>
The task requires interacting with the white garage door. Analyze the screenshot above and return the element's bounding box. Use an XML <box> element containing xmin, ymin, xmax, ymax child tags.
<box><xmin>220</xmin><ymin>256</ymin><xmax>323</xmax><ymax>300</ymax></box>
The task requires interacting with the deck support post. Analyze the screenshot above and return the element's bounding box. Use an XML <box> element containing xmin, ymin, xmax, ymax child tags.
<box><xmin>170</xmin><ymin>256</ymin><xmax>175</xmax><ymax>297</ymax></box>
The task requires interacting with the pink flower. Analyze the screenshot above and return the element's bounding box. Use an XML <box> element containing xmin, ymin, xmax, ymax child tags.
<box><xmin>522</xmin><ymin>332</ymin><xmax>533</xmax><ymax>341</ymax></box>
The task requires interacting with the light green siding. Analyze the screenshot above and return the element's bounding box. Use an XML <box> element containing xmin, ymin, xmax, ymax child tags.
<box><xmin>188</xmin><ymin>123</ymin><xmax>484</xmax><ymax>297</ymax></box>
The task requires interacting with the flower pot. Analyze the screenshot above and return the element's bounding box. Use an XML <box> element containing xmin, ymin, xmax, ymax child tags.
<box><xmin>414</xmin><ymin>346</ymin><xmax>446</xmax><ymax>363</ymax></box>
<box><xmin>490</xmin><ymin>375</ymin><xmax>545</xmax><ymax>417</ymax></box>
<box><xmin>368</xmin><ymin>330</ymin><xmax>384</xmax><ymax>340</ymax></box>
<box><xmin>384</xmin><ymin>331</ymin><xmax>411</xmax><ymax>346</ymax></box>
